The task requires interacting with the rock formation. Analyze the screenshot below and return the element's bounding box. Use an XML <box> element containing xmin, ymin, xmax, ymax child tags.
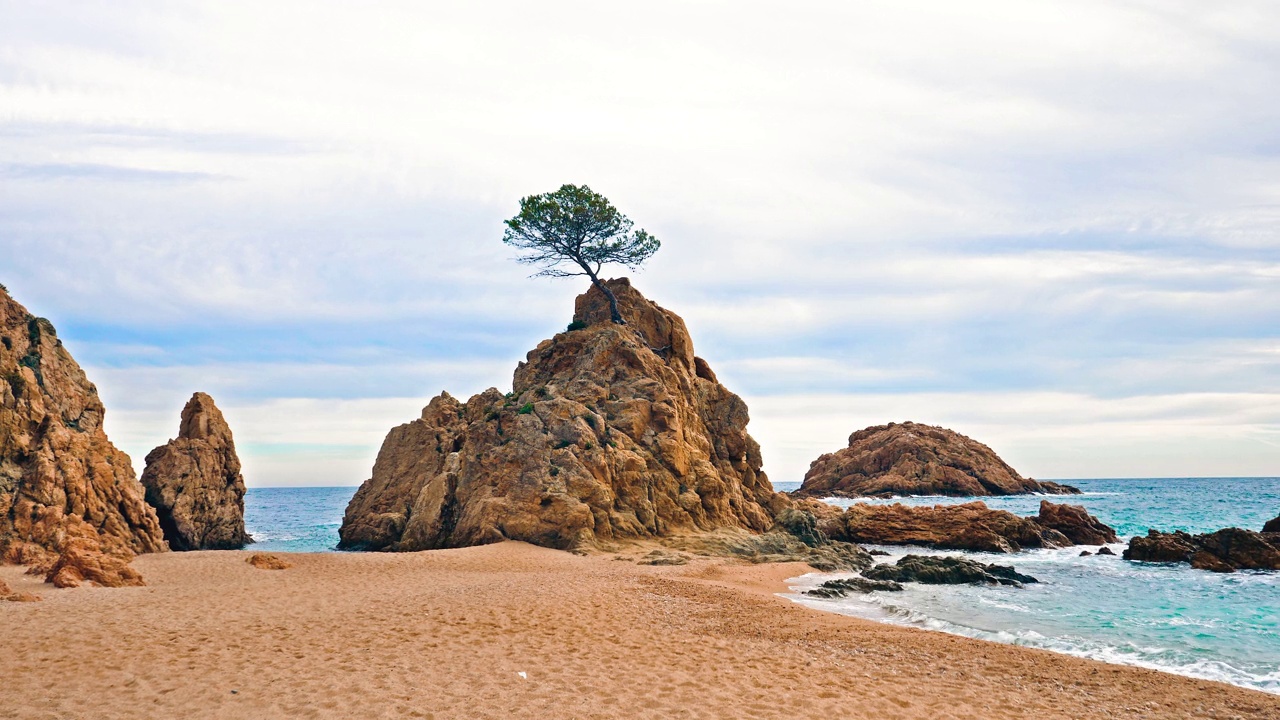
<box><xmin>247</xmin><ymin>553</ymin><xmax>290</xmax><ymax>570</ymax></box>
<box><xmin>0</xmin><ymin>287</ymin><xmax>165</xmax><ymax>578</ymax></box>
<box><xmin>818</xmin><ymin>501</ymin><xmax>1080</xmax><ymax>553</ymax></box>
<box><xmin>1264</xmin><ymin>514</ymin><xmax>1280</xmax><ymax>534</ymax></box>
<box><xmin>1035</xmin><ymin>500</ymin><xmax>1118</xmax><ymax>545</ymax></box>
<box><xmin>863</xmin><ymin>554</ymin><xmax>1039</xmax><ymax>587</ymax></box>
<box><xmin>795</xmin><ymin>422</ymin><xmax>1080</xmax><ymax>498</ymax></box>
<box><xmin>1124</xmin><ymin>527</ymin><xmax>1280</xmax><ymax>573</ymax></box>
<box><xmin>141</xmin><ymin>392</ymin><xmax>251</xmax><ymax>551</ymax></box>
<box><xmin>340</xmin><ymin>279</ymin><xmax>790</xmax><ymax>553</ymax></box>
<box><xmin>804</xmin><ymin>576</ymin><xmax>904</xmax><ymax>598</ymax></box>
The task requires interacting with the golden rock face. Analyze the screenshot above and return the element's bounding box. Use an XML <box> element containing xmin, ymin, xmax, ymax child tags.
<box><xmin>339</xmin><ymin>278</ymin><xmax>788</xmax><ymax>552</ymax></box>
<box><xmin>0</xmin><ymin>287</ymin><xmax>166</xmax><ymax>582</ymax></box>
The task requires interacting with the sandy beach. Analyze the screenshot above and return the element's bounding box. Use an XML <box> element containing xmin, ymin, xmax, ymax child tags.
<box><xmin>2</xmin><ymin>542</ymin><xmax>1276</xmax><ymax>720</ymax></box>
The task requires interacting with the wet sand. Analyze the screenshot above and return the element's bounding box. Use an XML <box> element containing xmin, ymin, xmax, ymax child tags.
<box><xmin>2</xmin><ymin>542</ymin><xmax>1276</xmax><ymax>719</ymax></box>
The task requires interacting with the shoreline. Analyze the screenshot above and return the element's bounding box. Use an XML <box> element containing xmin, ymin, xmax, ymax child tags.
<box><xmin>3</xmin><ymin>543</ymin><xmax>1277</xmax><ymax>719</ymax></box>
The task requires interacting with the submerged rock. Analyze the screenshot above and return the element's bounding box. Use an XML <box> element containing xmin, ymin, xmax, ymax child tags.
<box><xmin>821</xmin><ymin>501</ymin><xmax>1072</xmax><ymax>553</ymax></box>
<box><xmin>795</xmin><ymin>422</ymin><xmax>1080</xmax><ymax>498</ymax></box>
<box><xmin>804</xmin><ymin>576</ymin><xmax>904</xmax><ymax>598</ymax></box>
<box><xmin>1035</xmin><ymin>501</ymin><xmax>1118</xmax><ymax>545</ymax></box>
<box><xmin>141</xmin><ymin>392</ymin><xmax>251</xmax><ymax>551</ymax></box>
<box><xmin>863</xmin><ymin>554</ymin><xmax>1039</xmax><ymax>587</ymax></box>
<box><xmin>0</xmin><ymin>288</ymin><xmax>164</xmax><ymax>579</ymax></box>
<box><xmin>1124</xmin><ymin>528</ymin><xmax>1280</xmax><ymax>573</ymax></box>
<box><xmin>339</xmin><ymin>279</ymin><xmax>788</xmax><ymax>553</ymax></box>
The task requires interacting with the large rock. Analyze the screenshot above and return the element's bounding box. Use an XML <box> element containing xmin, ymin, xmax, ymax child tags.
<box><xmin>1035</xmin><ymin>500</ymin><xmax>1118</xmax><ymax>545</ymax></box>
<box><xmin>0</xmin><ymin>288</ymin><xmax>165</xmax><ymax>573</ymax></box>
<box><xmin>1124</xmin><ymin>528</ymin><xmax>1280</xmax><ymax>573</ymax></box>
<box><xmin>141</xmin><ymin>392</ymin><xmax>251</xmax><ymax>551</ymax></box>
<box><xmin>863</xmin><ymin>554</ymin><xmax>1039</xmax><ymax>587</ymax></box>
<box><xmin>795</xmin><ymin>422</ymin><xmax>1080</xmax><ymax>498</ymax></box>
<box><xmin>821</xmin><ymin>501</ymin><xmax>1073</xmax><ymax>553</ymax></box>
<box><xmin>1264</xmin><ymin>514</ymin><xmax>1280</xmax><ymax>534</ymax></box>
<box><xmin>339</xmin><ymin>279</ymin><xmax>788</xmax><ymax>552</ymax></box>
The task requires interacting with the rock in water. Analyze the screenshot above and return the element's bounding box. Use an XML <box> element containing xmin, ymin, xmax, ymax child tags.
<box><xmin>0</xmin><ymin>288</ymin><xmax>165</xmax><ymax>572</ymax></box>
<box><xmin>821</xmin><ymin>501</ymin><xmax>1072</xmax><ymax>553</ymax></box>
<box><xmin>795</xmin><ymin>422</ymin><xmax>1080</xmax><ymax>498</ymax></box>
<box><xmin>1264</xmin><ymin>514</ymin><xmax>1280</xmax><ymax>534</ymax></box>
<box><xmin>864</xmin><ymin>554</ymin><xmax>1039</xmax><ymax>587</ymax></box>
<box><xmin>1124</xmin><ymin>528</ymin><xmax>1280</xmax><ymax>573</ymax></box>
<box><xmin>339</xmin><ymin>279</ymin><xmax>787</xmax><ymax>551</ymax></box>
<box><xmin>1035</xmin><ymin>501</ymin><xmax>1118</xmax><ymax>545</ymax></box>
<box><xmin>141</xmin><ymin>393</ymin><xmax>251</xmax><ymax>551</ymax></box>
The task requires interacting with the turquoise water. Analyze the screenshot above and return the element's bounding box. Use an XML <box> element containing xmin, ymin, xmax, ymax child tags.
<box><xmin>244</xmin><ymin>480</ymin><xmax>1280</xmax><ymax>694</ymax></box>
<box><xmin>778</xmin><ymin>477</ymin><xmax>1280</xmax><ymax>695</ymax></box>
<box><xmin>244</xmin><ymin>486</ymin><xmax>356</xmax><ymax>552</ymax></box>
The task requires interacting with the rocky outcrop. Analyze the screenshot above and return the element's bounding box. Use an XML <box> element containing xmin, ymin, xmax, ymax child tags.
<box><xmin>339</xmin><ymin>279</ymin><xmax>789</xmax><ymax>553</ymax></box>
<box><xmin>1264</xmin><ymin>515</ymin><xmax>1280</xmax><ymax>534</ymax></box>
<box><xmin>863</xmin><ymin>554</ymin><xmax>1039</xmax><ymax>587</ymax></box>
<box><xmin>1035</xmin><ymin>500</ymin><xmax>1118</xmax><ymax>545</ymax></box>
<box><xmin>804</xmin><ymin>576</ymin><xmax>904</xmax><ymax>598</ymax></box>
<box><xmin>1124</xmin><ymin>528</ymin><xmax>1280</xmax><ymax>573</ymax></box>
<box><xmin>247</xmin><ymin>553</ymin><xmax>290</xmax><ymax>570</ymax></box>
<box><xmin>819</xmin><ymin>501</ymin><xmax>1074</xmax><ymax>553</ymax></box>
<box><xmin>141</xmin><ymin>393</ymin><xmax>251</xmax><ymax>551</ymax></box>
<box><xmin>0</xmin><ymin>288</ymin><xmax>165</xmax><ymax>576</ymax></box>
<box><xmin>795</xmin><ymin>422</ymin><xmax>1079</xmax><ymax>498</ymax></box>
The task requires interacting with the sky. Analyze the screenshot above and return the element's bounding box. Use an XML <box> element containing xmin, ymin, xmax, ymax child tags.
<box><xmin>2</xmin><ymin>1</ymin><xmax>1278</xmax><ymax>486</ymax></box>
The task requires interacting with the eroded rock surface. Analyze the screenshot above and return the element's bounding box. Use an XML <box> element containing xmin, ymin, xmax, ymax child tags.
<box><xmin>1035</xmin><ymin>500</ymin><xmax>1118</xmax><ymax>545</ymax></box>
<box><xmin>796</xmin><ymin>422</ymin><xmax>1079</xmax><ymax>498</ymax></box>
<box><xmin>0</xmin><ymin>288</ymin><xmax>164</xmax><ymax>577</ymax></box>
<box><xmin>141</xmin><ymin>393</ymin><xmax>251</xmax><ymax>551</ymax></box>
<box><xmin>1124</xmin><ymin>528</ymin><xmax>1280</xmax><ymax>573</ymax></box>
<box><xmin>820</xmin><ymin>501</ymin><xmax>1073</xmax><ymax>553</ymax></box>
<box><xmin>863</xmin><ymin>555</ymin><xmax>1039</xmax><ymax>587</ymax></box>
<box><xmin>339</xmin><ymin>279</ymin><xmax>789</xmax><ymax>552</ymax></box>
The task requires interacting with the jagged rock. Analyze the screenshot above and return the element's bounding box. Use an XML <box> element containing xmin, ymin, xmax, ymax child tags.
<box><xmin>821</xmin><ymin>501</ymin><xmax>1072</xmax><ymax>553</ymax></box>
<box><xmin>247</xmin><ymin>553</ymin><xmax>290</xmax><ymax>570</ymax></box>
<box><xmin>795</xmin><ymin>422</ymin><xmax>1080</xmax><ymax>498</ymax></box>
<box><xmin>771</xmin><ymin>507</ymin><xmax>824</xmax><ymax>548</ymax></box>
<box><xmin>864</xmin><ymin>554</ymin><xmax>1039</xmax><ymax>587</ymax></box>
<box><xmin>1035</xmin><ymin>501</ymin><xmax>1118</xmax><ymax>545</ymax></box>
<box><xmin>44</xmin><ymin>521</ymin><xmax>146</xmax><ymax>588</ymax></box>
<box><xmin>1124</xmin><ymin>528</ymin><xmax>1280</xmax><ymax>573</ymax></box>
<box><xmin>1264</xmin><ymin>515</ymin><xmax>1280</xmax><ymax>534</ymax></box>
<box><xmin>804</xmin><ymin>576</ymin><xmax>904</xmax><ymax>598</ymax></box>
<box><xmin>0</xmin><ymin>288</ymin><xmax>165</xmax><ymax>576</ymax></box>
<box><xmin>339</xmin><ymin>279</ymin><xmax>788</xmax><ymax>553</ymax></box>
<box><xmin>141</xmin><ymin>393</ymin><xmax>251</xmax><ymax>551</ymax></box>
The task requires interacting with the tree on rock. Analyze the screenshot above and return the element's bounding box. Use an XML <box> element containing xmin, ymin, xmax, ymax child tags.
<box><xmin>502</xmin><ymin>184</ymin><xmax>660</xmax><ymax>324</ymax></box>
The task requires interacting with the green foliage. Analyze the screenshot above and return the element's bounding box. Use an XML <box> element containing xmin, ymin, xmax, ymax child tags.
<box><xmin>485</xmin><ymin>409</ymin><xmax>500</xmax><ymax>422</ymax></box>
<box><xmin>566</xmin><ymin>320</ymin><xmax>587</xmax><ymax>332</ymax></box>
<box><xmin>517</xmin><ymin>403</ymin><xmax>535</xmax><ymax>415</ymax></box>
<box><xmin>584</xmin><ymin>441</ymin><xmax>594</xmax><ymax>450</ymax></box>
<box><xmin>536</xmin><ymin>386</ymin><xmax>549</xmax><ymax>397</ymax></box>
<box><xmin>502</xmin><ymin>184</ymin><xmax>660</xmax><ymax>281</ymax></box>
<box><xmin>549</xmin><ymin>467</ymin><xmax>560</xmax><ymax>477</ymax></box>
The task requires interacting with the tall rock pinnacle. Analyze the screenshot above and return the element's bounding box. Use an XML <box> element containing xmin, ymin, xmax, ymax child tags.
<box><xmin>141</xmin><ymin>392</ymin><xmax>252</xmax><ymax>550</ymax></box>
<box><xmin>0</xmin><ymin>287</ymin><xmax>167</xmax><ymax>569</ymax></box>
<box><xmin>339</xmin><ymin>278</ymin><xmax>788</xmax><ymax>551</ymax></box>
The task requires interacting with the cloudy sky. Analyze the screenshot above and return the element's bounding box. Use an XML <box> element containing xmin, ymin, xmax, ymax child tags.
<box><xmin>3</xmin><ymin>1</ymin><xmax>1278</xmax><ymax>486</ymax></box>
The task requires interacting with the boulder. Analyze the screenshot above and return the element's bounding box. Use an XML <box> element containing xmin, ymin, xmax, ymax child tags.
<box><xmin>43</xmin><ymin>521</ymin><xmax>146</xmax><ymax>588</ymax></box>
<box><xmin>1035</xmin><ymin>501</ymin><xmax>1118</xmax><ymax>545</ymax></box>
<box><xmin>1124</xmin><ymin>528</ymin><xmax>1280</xmax><ymax>573</ymax></box>
<box><xmin>804</xmin><ymin>576</ymin><xmax>904</xmax><ymax>598</ymax></box>
<box><xmin>339</xmin><ymin>279</ymin><xmax>788</xmax><ymax>553</ymax></box>
<box><xmin>795</xmin><ymin>422</ymin><xmax>1079</xmax><ymax>498</ymax></box>
<box><xmin>0</xmin><ymin>288</ymin><xmax>164</xmax><ymax>578</ymax></box>
<box><xmin>247</xmin><ymin>553</ymin><xmax>291</xmax><ymax>570</ymax></box>
<box><xmin>821</xmin><ymin>501</ymin><xmax>1072</xmax><ymax>553</ymax></box>
<box><xmin>1097</xmin><ymin>546</ymin><xmax>1115</xmax><ymax>556</ymax></box>
<box><xmin>1263</xmin><ymin>514</ymin><xmax>1280</xmax><ymax>534</ymax></box>
<box><xmin>863</xmin><ymin>554</ymin><xmax>1039</xmax><ymax>587</ymax></box>
<box><xmin>141</xmin><ymin>393</ymin><xmax>251</xmax><ymax>551</ymax></box>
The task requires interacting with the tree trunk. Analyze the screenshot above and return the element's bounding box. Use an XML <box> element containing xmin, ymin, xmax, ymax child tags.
<box><xmin>588</xmin><ymin>274</ymin><xmax>625</xmax><ymax>324</ymax></box>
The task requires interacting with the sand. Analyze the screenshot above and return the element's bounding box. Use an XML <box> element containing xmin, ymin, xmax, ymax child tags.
<box><xmin>2</xmin><ymin>542</ymin><xmax>1276</xmax><ymax>720</ymax></box>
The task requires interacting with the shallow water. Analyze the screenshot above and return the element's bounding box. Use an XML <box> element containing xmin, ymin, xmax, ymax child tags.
<box><xmin>244</xmin><ymin>486</ymin><xmax>356</xmax><ymax>552</ymax></box>
<box><xmin>779</xmin><ymin>477</ymin><xmax>1280</xmax><ymax>695</ymax></box>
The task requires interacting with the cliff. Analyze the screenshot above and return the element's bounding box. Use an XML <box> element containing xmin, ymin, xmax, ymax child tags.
<box><xmin>795</xmin><ymin>421</ymin><xmax>1079</xmax><ymax>498</ymax></box>
<box><xmin>0</xmin><ymin>287</ymin><xmax>166</xmax><ymax>578</ymax></box>
<box><xmin>141</xmin><ymin>392</ymin><xmax>252</xmax><ymax>550</ymax></box>
<box><xmin>339</xmin><ymin>279</ymin><xmax>789</xmax><ymax>551</ymax></box>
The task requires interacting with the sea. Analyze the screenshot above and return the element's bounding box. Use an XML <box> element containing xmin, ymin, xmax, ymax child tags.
<box><xmin>245</xmin><ymin>478</ymin><xmax>1280</xmax><ymax>694</ymax></box>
